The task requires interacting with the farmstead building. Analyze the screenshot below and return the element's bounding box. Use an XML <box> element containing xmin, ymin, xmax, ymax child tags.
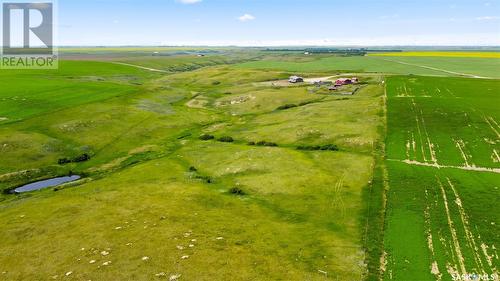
<box><xmin>289</xmin><ymin>76</ymin><xmax>304</xmax><ymax>83</ymax></box>
<box><xmin>335</xmin><ymin>77</ymin><xmax>359</xmax><ymax>86</ymax></box>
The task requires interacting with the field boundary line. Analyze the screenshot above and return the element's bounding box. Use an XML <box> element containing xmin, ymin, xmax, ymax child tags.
<box><xmin>387</xmin><ymin>159</ymin><xmax>500</xmax><ymax>174</ymax></box>
<box><xmin>379</xmin><ymin>79</ymin><xmax>390</xmax><ymax>281</ymax></box>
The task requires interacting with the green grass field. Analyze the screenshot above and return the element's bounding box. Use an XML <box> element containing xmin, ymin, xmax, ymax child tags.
<box><xmin>0</xmin><ymin>61</ymin><xmax>158</xmax><ymax>123</ymax></box>
<box><xmin>0</xmin><ymin>50</ymin><xmax>498</xmax><ymax>281</ymax></box>
<box><xmin>0</xmin><ymin>55</ymin><xmax>387</xmax><ymax>280</ymax></box>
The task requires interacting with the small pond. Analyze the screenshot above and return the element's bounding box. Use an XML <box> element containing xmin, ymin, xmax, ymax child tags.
<box><xmin>14</xmin><ymin>175</ymin><xmax>81</xmax><ymax>193</ymax></box>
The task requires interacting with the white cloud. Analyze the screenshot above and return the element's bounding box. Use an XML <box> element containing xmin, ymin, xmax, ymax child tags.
<box><xmin>238</xmin><ymin>14</ymin><xmax>256</xmax><ymax>22</ymax></box>
<box><xmin>176</xmin><ymin>0</ymin><xmax>202</xmax><ymax>4</ymax></box>
<box><xmin>475</xmin><ymin>16</ymin><xmax>499</xmax><ymax>21</ymax></box>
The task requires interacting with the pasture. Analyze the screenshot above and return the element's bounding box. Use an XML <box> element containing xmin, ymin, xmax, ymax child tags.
<box><xmin>0</xmin><ymin>56</ymin><xmax>386</xmax><ymax>280</ymax></box>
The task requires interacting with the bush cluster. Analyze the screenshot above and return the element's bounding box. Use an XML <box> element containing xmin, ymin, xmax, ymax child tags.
<box><xmin>299</xmin><ymin>101</ymin><xmax>314</xmax><ymax>106</ymax></box>
<box><xmin>256</xmin><ymin>141</ymin><xmax>278</xmax><ymax>147</ymax></box>
<box><xmin>58</xmin><ymin>153</ymin><xmax>91</xmax><ymax>165</ymax></box>
<box><xmin>217</xmin><ymin>136</ymin><xmax>234</xmax><ymax>143</ymax></box>
<box><xmin>248</xmin><ymin>141</ymin><xmax>278</xmax><ymax>147</ymax></box>
<box><xmin>195</xmin><ymin>174</ymin><xmax>212</xmax><ymax>184</ymax></box>
<box><xmin>297</xmin><ymin>144</ymin><xmax>339</xmax><ymax>151</ymax></box>
<box><xmin>276</xmin><ymin>104</ymin><xmax>298</xmax><ymax>110</ymax></box>
<box><xmin>199</xmin><ymin>134</ymin><xmax>215</xmax><ymax>141</ymax></box>
<box><xmin>229</xmin><ymin>187</ymin><xmax>246</xmax><ymax>196</ymax></box>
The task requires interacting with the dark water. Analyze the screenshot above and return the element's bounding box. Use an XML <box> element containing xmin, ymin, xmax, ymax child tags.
<box><xmin>14</xmin><ymin>175</ymin><xmax>81</xmax><ymax>193</ymax></box>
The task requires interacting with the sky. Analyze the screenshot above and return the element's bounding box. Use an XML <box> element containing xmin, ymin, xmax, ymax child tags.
<box><xmin>53</xmin><ymin>0</ymin><xmax>500</xmax><ymax>46</ymax></box>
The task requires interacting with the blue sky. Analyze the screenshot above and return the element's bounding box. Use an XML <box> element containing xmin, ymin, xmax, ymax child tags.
<box><xmin>56</xmin><ymin>0</ymin><xmax>500</xmax><ymax>46</ymax></box>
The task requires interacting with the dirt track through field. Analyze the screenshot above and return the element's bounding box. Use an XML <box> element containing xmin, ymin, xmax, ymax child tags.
<box><xmin>432</xmin><ymin>176</ymin><xmax>497</xmax><ymax>278</ymax></box>
<box><xmin>112</xmin><ymin>62</ymin><xmax>169</xmax><ymax>73</ymax></box>
<box><xmin>484</xmin><ymin>116</ymin><xmax>500</xmax><ymax>138</ymax></box>
<box><xmin>447</xmin><ymin>178</ymin><xmax>488</xmax><ymax>275</ymax></box>
<box><xmin>424</xmin><ymin>188</ymin><xmax>443</xmax><ymax>281</ymax></box>
<box><xmin>437</xmin><ymin>177</ymin><xmax>467</xmax><ymax>276</ymax></box>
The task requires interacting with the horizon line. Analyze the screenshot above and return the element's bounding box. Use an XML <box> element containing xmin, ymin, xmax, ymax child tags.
<box><xmin>55</xmin><ymin>45</ymin><xmax>500</xmax><ymax>48</ymax></box>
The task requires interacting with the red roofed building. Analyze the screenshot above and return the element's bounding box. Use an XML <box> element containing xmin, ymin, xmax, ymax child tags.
<box><xmin>335</xmin><ymin>77</ymin><xmax>359</xmax><ymax>86</ymax></box>
<box><xmin>335</xmin><ymin>78</ymin><xmax>352</xmax><ymax>86</ymax></box>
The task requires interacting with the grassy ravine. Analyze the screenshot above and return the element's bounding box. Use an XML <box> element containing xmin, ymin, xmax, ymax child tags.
<box><xmin>0</xmin><ymin>55</ymin><xmax>386</xmax><ymax>280</ymax></box>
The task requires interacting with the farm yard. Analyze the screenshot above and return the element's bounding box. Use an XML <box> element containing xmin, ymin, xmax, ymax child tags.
<box><xmin>0</xmin><ymin>48</ymin><xmax>498</xmax><ymax>281</ymax></box>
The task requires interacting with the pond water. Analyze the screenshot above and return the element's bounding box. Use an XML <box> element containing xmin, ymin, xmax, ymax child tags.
<box><xmin>14</xmin><ymin>175</ymin><xmax>81</xmax><ymax>193</ymax></box>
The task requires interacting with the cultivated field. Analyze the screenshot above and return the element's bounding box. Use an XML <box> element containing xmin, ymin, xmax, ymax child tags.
<box><xmin>237</xmin><ymin>55</ymin><xmax>500</xmax><ymax>79</ymax></box>
<box><xmin>383</xmin><ymin>76</ymin><xmax>500</xmax><ymax>281</ymax></box>
<box><xmin>369</xmin><ymin>51</ymin><xmax>500</xmax><ymax>58</ymax></box>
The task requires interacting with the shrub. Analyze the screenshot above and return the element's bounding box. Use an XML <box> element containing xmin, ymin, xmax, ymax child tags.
<box><xmin>218</xmin><ymin>136</ymin><xmax>234</xmax><ymax>143</ymax></box>
<box><xmin>256</xmin><ymin>141</ymin><xmax>278</xmax><ymax>147</ymax></box>
<box><xmin>276</xmin><ymin>104</ymin><xmax>297</xmax><ymax>110</ymax></box>
<box><xmin>297</xmin><ymin>144</ymin><xmax>339</xmax><ymax>151</ymax></box>
<box><xmin>229</xmin><ymin>187</ymin><xmax>246</xmax><ymax>196</ymax></box>
<box><xmin>189</xmin><ymin>166</ymin><xmax>198</xmax><ymax>172</ymax></box>
<box><xmin>58</xmin><ymin>153</ymin><xmax>90</xmax><ymax>165</ymax></box>
<box><xmin>299</xmin><ymin>101</ymin><xmax>314</xmax><ymax>106</ymax></box>
<box><xmin>320</xmin><ymin>144</ymin><xmax>339</xmax><ymax>151</ymax></box>
<box><xmin>212</xmin><ymin>81</ymin><xmax>221</xmax><ymax>85</ymax></box>
<box><xmin>247</xmin><ymin>141</ymin><xmax>256</xmax><ymax>146</ymax></box>
<box><xmin>195</xmin><ymin>174</ymin><xmax>212</xmax><ymax>184</ymax></box>
<box><xmin>73</xmin><ymin>153</ymin><xmax>90</xmax><ymax>163</ymax></box>
<box><xmin>223</xmin><ymin>92</ymin><xmax>232</xmax><ymax>95</ymax></box>
<box><xmin>199</xmin><ymin>134</ymin><xmax>215</xmax><ymax>141</ymax></box>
